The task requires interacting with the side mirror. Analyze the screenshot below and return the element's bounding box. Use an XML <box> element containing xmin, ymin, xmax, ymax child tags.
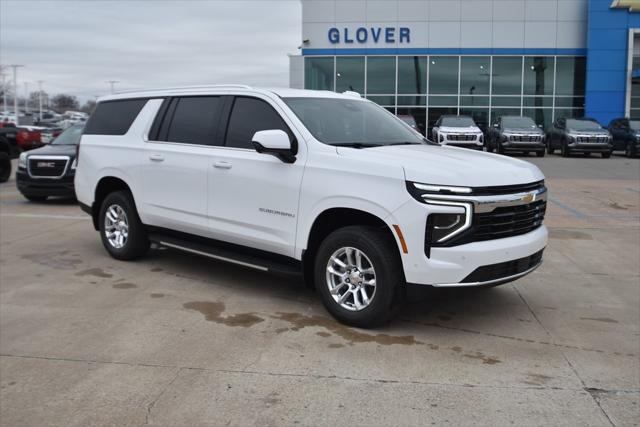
<box><xmin>251</xmin><ymin>129</ymin><xmax>296</xmax><ymax>163</ymax></box>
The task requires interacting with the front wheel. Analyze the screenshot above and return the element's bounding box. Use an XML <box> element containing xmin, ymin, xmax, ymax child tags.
<box><xmin>24</xmin><ymin>195</ymin><xmax>47</xmax><ymax>202</ymax></box>
<box><xmin>547</xmin><ymin>143</ymin><xmax>554</xmax><ymax>154</ymax></box>
<box><xmin>314</xmin><ymin>226</ymin><xmax>404</xmax><ymax>328</ymax></box>
<box><xmin>99</xmin><ymin>191</ymin><xmax>149</xmax><ymax>260</ymax></box>
<box><xmin>536</xmin><ymin>150</ymin><xmax>545</xmax><ymax>157</ymax></box>
<box><xmin>626</xmin><ymin>142</ymin><xmax>637</xmax><ymax>158</ymax></box>
<box><xmin>601</xmin><ymin>151</ymin><xmax>611</xmax><ymax>158</ymax></box>
<box><xmin>561</xmin><ymin>142</ymin><xmax>570</xmax><ymax>157</ymax></box>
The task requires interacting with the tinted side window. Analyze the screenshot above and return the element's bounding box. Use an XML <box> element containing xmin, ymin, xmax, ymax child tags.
<box><xmin>84</xmin><ymin>99</ymin><xmax>147</xmax><ymax>135</ymax></box>
<box><xmin>166</xmin><ymin>97</ymin><xmax>223</xmax><ymax>145</ymax></box>
<box><xmin>225</xmin><ymin>97</ymin><xmax>294</xmax><ymax>149</ymax></box>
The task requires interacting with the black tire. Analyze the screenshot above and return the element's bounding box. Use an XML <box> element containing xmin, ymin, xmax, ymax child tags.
<box><xmin>601</xmin><ymin>151</ymin><xmax>611</xmax><ymax>159</ymax></box>
<box><xmin>99</xmin><ymin>190</ymin><xmax>149</xmax><ymax>260</ymax></box>
<box><xmin>561</xmin><ymin>141</ymin><xmax>570</xmax><ymax>157</ymax></box>
<box><xmin>314</xmin><ymin>226</ymin><xmax>404</xmax><ymax>328</ymax></box>
<box><xmin>626</xmin><ymin>142</ymin><xmax>637</xmax><ymax>158</ymax></box>
<box><xmin>497</xmin><ymin>143</ymin><xmax>505</xmax><ymax>155</ymax></box>
<box><xmin>536</xmin><ymin>150</ymin><xmax>545</xmax><ymax>157</ymax></box>
<box><xmin>583</xmin><ymin>152</ymin><xmax>591</xmax><ymax>157</ymax></box>
<box><xmin>0</xmin><ymin>152</ymin><xmax>11</xmax><ymax>183</ymax></box>
<box><xmin>24</xmin><ymin>194</ymin><xmax>47</xmax><ymax>202</ymax></box>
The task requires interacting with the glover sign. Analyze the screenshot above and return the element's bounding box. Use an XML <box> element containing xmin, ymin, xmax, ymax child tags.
<box><xmin>328</xmin><ymin>27</ymin><xmax>411</xmax><ymax>44</ymax></box>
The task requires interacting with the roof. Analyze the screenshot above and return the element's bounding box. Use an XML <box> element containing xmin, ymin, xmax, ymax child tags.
<box><xmin>98</xmin><ymin>85</ymin><xmax>365</xmax><ymax>102</ymax></box>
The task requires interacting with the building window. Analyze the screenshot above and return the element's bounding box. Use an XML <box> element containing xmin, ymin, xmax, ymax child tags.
<box><xmin>429</xmin><ymin>56</ymin><xmax>459</xmax><ymax>95</ymax></box>
<box><xmin>304</xmin><ymin>57</ymin><xmax>334</xmax><ymax>91</ymax></box>
<box><xmin>366</xmin><ymin>56</ymin><xmax>396</xmax><ymax>95</ymax></box>
<box><xmin>555</xmin><ymin>57</ymin><xmax>586</xmax><ymax>96</ymax></box>
<box><xmin>491</xmin><ymin>57</ymin><xmax>523</xmax><ymax>95</ymax></box>
<box><xmin>336</xmin><ymin>56</ymin><xmax>365</xmax><ymax>93</ymax></box>
<box><xmin>523</xmin><ymin>57</ymin><xmax>554</xmax><ymax>96</ymax></box>
<box><xmin>460</xmin><ymin>57</ymin><xmax>491</xmax><ymax>96</ymax></box>
<box><xmin>397</xmin><ymin>56</ymin><xmax>427</xmax><ymax>94</ymax></box>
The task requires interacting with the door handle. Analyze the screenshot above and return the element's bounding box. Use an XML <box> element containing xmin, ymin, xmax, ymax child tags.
<box><xmin>213</xmin><ymin>161</ymin><xmax>232</xmax><ymax>169</ymax></box>
<box><xmin>149</xmin><ymin>154</ymin><xmax>165</xmax><ymax>162</ymax></box>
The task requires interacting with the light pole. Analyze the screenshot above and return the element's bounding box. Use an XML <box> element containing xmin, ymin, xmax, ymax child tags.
<box><xmin>9</xmin><ymin>65</ymin><xmax>24</xmax><ymax>125</ymax></box>
<box><xmin>24</xmin><ymin>81</ymin><xmax>29</xmax><ymax>115</ymax></box>
<box><xmin>106</xmin><ymin>80</ymin><xmax>119</xmax><ymax>94</ymax></box>
<box><xmin>37</xmin><ymin>80</ymin><xmax>44</xmax><ymax>121</ymax></box>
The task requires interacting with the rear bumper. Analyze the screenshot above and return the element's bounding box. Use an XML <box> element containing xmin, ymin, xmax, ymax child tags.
<box><xmin>16</xmin><ymin>169</ymin><xmax>76</xmax><ymax>197</ymax></box>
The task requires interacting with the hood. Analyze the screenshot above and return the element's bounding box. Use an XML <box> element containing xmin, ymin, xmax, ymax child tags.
<box><xmin>337</xmin><ymin>144</ymin><xmax>544</xmax><ymax>187</ymax></box>
<box><xmin>439</xmin><ymin>126</ymin><xmax>482</xmax><ymax>133</ymax></box>
<box><xmin>503</xmin><ymin>127</ymin><xmax>544</xmax><ymax>135</ymax></box>
<box><xmin>26</xmin><ymin>144</ymin><xmax>77</xmax><ymax>157</ymax></box>
<box><xmin>567</xmin><ymin>128</ymin><xmax>609</xmax><ymax>136</ymax></box>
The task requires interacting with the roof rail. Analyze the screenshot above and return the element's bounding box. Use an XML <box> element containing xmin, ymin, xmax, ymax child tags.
<box><xmin>112</xmin><ymin>84</ymin><xmax>253</xmax><ymax>95</ymax></box>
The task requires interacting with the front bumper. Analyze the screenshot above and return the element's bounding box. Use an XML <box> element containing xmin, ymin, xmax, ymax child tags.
<box><xmin>389</xmin><ymin>196</ymin><xmax>548</xmax><ymax>287</ymax></box>
<box><xmin>16</xmin><ymin>168</ymin><xmax>76</xmax><ymax>197</ymax></box>
<box><xmin>501</xmin><ymin>142</ymin><xmax>545</xmax><ymax>151</ymax></box>
<box><xmin>444</xmin><ymin>142</ymin><xmax>484</xmax><ymax>150</ymax></box>
<box><xmin>567</xmin><ymin>142</ymin><xmax>612</xmax><ymax>153</ymax></box>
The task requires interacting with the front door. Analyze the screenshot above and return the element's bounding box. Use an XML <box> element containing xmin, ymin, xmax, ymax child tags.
<box><xmin>207</xmin><ymin>95</ymin><xmax>305</xmax><ymax>257</ymax></box>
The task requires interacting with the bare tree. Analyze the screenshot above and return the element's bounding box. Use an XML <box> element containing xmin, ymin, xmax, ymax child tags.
<box><xmin>51</xmin><ymin>94</ymin><xmax>79</xmax><ymax>112</ymax></box>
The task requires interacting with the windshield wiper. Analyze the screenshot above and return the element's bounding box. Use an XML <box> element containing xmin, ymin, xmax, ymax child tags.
<box><xmin>330</xmin><ymin>142</ymin><xmax>383</xmax><ymax>148</ymax></box>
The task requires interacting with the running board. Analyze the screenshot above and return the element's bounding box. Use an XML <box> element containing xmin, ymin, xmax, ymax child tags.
<box><xmin>148</xmin><ymin>233</ymin><xmax>302</xmax><ymax>276</ymax></box>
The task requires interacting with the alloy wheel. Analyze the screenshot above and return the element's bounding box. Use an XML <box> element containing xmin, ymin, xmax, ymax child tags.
<box><xmin>326</xmin><ymin>247</ymin><xmax>377</xmax><ymax>311</ymax></box>
<box><xmin>104</xmin><ymin>204</ymin><xmax>129</xmax><ymax>249</ymax></box>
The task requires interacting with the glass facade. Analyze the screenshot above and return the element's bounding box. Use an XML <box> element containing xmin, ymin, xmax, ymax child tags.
<box><xmin>305</xmin><ymin>55</ymin><xmax>587</xmax><ymax>134</ymax></box>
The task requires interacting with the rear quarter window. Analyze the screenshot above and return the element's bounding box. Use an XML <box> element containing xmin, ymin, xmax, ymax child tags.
<box><xmin>83</xmin><ymin>99</ymin><xmax>148</xmax><ymax>135</ymax></box>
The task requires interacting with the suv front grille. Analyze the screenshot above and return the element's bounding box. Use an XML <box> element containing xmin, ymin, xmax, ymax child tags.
<box><xmin>473</xmin><ymin>200</ymin><xmax>546</xmax><ymax>241</ymax></box>
<box><xmin>509</xmin><ymin>135</ymin><xmax>542</xmax><ymax>142</ymax></box>
<box><xmin>576</xmin><ymin>136</ymin><xmax>609</xmax><ymax>143</ymax></box>
<box><xmin>447</xmin><ymin>134</ymin><xmax>477</xmax><ymax>141</ymax></box>
<box><xmin>28</xmin><ymin>157</ymin><xmax>69</xmax><ymax>178</ymax></box>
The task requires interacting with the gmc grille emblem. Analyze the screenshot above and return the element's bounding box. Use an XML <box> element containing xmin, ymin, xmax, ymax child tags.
<box><xmin>37</xmin><ymin>161</ymin><xmax>56</xmax><ymax>168</ymax></box>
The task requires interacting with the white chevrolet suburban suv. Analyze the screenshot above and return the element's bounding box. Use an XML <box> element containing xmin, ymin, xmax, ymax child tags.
<box><xmin>75</xmin><ymin>85</ymin><xmax>548</xmax><ymax>327</ymax></box>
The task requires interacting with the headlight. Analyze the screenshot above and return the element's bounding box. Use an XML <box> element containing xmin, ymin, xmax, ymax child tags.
<box><xmin>407</xmin><ymin>182</ymin><xmax>473</xmax><ymax>244</ymax></box>
<box><xmin>568</xmin><ymin>134</ymin><xmax>576</xmax><ymax>142</ymax></box>
<box><xmin>479</xmin><ymin>134</ymin><xmax>484</xmax><ymax>142</ymax></box>
<box><xmin>18</xmin><ymin>152</ymin><xmax>27</xmax><ymax>169</ymax></box>
<box><xmin>439</xmin><ymin>133</ymin><xmax>445</xmax><ymax>143</ymax></box>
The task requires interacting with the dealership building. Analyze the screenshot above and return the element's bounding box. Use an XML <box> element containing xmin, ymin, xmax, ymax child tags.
<box><xmin>289</xmin><ymin>0</ymin><xmax>640</xmax><ymax>134</ymax></box>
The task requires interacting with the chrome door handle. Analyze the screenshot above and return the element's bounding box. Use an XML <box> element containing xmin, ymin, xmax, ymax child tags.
<box><xmin>149</xmin><ymin>154</ymin><xmax>165</xmax><ymax>162</ymax></box>
<box><xmin>213</xmin><ymin>161</ymin><xmax>232</xmax><ymax>169</ymax></box>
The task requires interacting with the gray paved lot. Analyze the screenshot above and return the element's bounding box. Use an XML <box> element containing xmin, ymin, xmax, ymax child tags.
<box><xmin>1</xmin><ymin>155</ymin><xmax>639</xmax><ymax>426</ymax></box>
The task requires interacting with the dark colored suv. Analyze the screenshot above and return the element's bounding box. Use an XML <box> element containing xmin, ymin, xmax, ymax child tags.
<box><xmin>485</xmin><ymin>115</ymin><xmax>545</xmax><ymax>156</ymax></box>
<box><xmin>546</xmin><ymin>118</ymin><xmax>612</xmax><ymax>158</ymax></box>
<box><xmin>608</xmin><ymin>118</ymin><xmax>640</xmax><ymax>158</ymax></box>
<box><xmin>16</xmin><ymin>124</ymin><xmax>83</xmax><ymax>201</ymax></box>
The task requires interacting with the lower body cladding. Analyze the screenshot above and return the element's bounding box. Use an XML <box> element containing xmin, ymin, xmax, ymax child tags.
<box><xmin>15</xmin><ymin>169</ymin><xmax>76</xmax><ymax>198</ymax></box>
<box><xmin>390</xmin><ymin>196</ymin><xmax>548</xmax><ymax>287</ymax></box>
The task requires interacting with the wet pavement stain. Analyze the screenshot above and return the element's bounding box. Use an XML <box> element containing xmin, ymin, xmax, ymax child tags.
<box><xmin>271</xmin><ymin>312</ymin><xmax>422</xmax><ymax>346</ymax></box>
<box><xmin>462</xmin><ymin>351</ymin><xmax>501</xmax><ymax>365</ymax></box>
<box><xmin>316</xmin><ymin>331</ymin><xmax>331</xmax><ymax>337</ymax></box>
<box><xmin>75</xmin><ymin>268</ymin><xmax>113</xmax><ymax>278</ymax></box>
<box><xmin>580</xmin><ymin>316</ymin><xmax>618</xmax><ymax>324</ymax></box>
<box><xmin>526</xmin><ymin>372</ymin><xmax>553</xmax><ymax>384</ymax></box>
<box><xmin>608</xmin><ymin>201</ymin><xmax>628</xmax><ymax>210</ymax></box>
<box><xmin>151</xmin><ymin>267</ymin><xmax>163</xmax><ymax>272</ymax></box>
<box><xmin>150</xmin><ymin>293</ymin><xmax>165</xmax><ymax>298</ymax></box>
<box><xmin>22</xmin><ymin>251</ymin><xmax>82</xmax><ymax>270</ymax></box>
<box><xmin>183</xmin><ymin>301</ymin><xmax>264</xmax><ymax>327</ymax></box>
<box><xmin>328</xmin><ymin>343</ymin><xmax>344</xmax><ymax>349</ymax></box>
<box><xmin>112</xmin><ymin>282</ymin><xmax>136</xmax><ymax>289</ymax></box>
<box><xmin>549</xmin><ymin>229</ymin><xmax>592</xmax><ymax>240</ymax></box>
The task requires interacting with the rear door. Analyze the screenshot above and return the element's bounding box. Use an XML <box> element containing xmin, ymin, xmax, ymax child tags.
<box><xmin>141</xmin><ymin>96</ymin><xmax>224</xmax><ymax>235</ymax></box>
<box><xmin>206</xmin><ymin>95</ymin><xmax>305</xmax><ymax>257</ymax></box>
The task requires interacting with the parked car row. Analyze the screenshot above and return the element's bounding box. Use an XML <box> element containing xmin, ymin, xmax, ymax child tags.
<box><xmin>423</xmin><ymin>114</ymin><xmax>639</xmax><ymax>158</ymax></box>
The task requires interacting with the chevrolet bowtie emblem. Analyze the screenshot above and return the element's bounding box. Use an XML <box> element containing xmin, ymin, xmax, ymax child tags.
<box><xmin>522</xmin><ymin>192</ymin><xmax>536</xmax><ymax>203</ymax></box>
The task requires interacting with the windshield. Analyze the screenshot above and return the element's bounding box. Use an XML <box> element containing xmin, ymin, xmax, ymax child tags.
<box><xmin>502</xmin><ymin>116</ymin><xmax>536</xmax><ymax>128</ymax></box>
<box><xmin>51</xmin><ymin>124</ymin><xmax>84</xmax><ymax>145</ymax></box>
<box><xmin>567</xmin><ymin>119</ymin><xmax>602</xmax><ymax>131</ymax></box>
<box><xmin>441</xmin><ymin>116</ymin><xmax>475</xmax><ymax>127</ymax></box>
<box><xmin>283</xmin><ymin>97</ymin><xmax>424</xmax><ymax>146</ymax></box>
<box><xmin>630</xmin><ymin>120</ymin><xmax>640</xmax><ymax>130</ymax></box>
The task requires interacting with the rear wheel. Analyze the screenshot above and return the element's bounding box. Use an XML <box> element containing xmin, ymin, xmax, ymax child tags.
<box><xmin>314</xmin><ymin>226</ymin><xmax>403</xmax><ymax>328</ymax></box>
<box><xmin>99</xmin><ymin>191</ymin><xmax>149</xmax><ymax>260</ymax></box>
<box><xmin>0</xmin><ymin>152</ymin><xmax>11</xmax><ymax>183</ymax></box>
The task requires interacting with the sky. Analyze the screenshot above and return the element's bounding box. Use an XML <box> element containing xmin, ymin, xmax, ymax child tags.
<box><xmin>0</xmin><ymin>0</ymin><xmax>302</xmax><ymax>104</ymax></box>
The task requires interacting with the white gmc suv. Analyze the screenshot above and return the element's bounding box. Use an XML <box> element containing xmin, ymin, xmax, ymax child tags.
<box><xmin>75</xmin><ymin>85</ymin><xmax>548</xmax><ymax>327</ymax></box>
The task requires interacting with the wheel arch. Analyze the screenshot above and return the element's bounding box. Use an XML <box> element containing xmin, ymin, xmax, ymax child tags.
<box><xmin>301</xmin><ymin>207</ymin><xmax>401</xmax><ymax>288</ymax></box>
<box><xmin>91</xmin><ymin>176</ymin><xmax>135</xmax><ymax>230</ymax></box>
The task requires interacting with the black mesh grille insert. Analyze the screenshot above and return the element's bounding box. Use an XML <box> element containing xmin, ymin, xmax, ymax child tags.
<box><xmin>461</xmin><ymin>250</ymin><xmax>544</xmax><ymax>283</ymax></box>
<box><xmin>473</xmin><ymin>200</ymin><xmax>546</xmax><ymax>242</ymax></box>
